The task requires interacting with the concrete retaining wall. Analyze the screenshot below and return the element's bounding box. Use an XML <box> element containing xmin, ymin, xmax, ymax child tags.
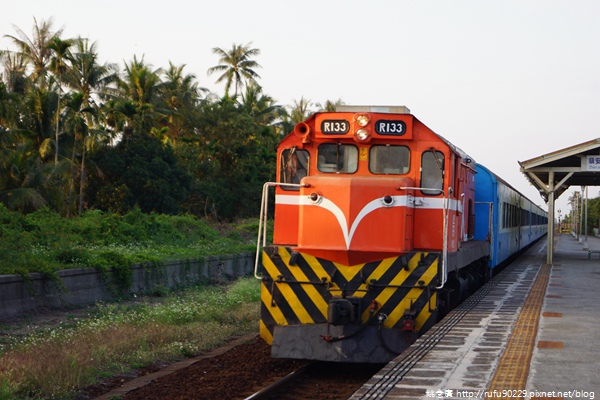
<box><xmin>0</xmin><ymin>253</ymin><xmax>255</xmax><ymax>320</ymax></box>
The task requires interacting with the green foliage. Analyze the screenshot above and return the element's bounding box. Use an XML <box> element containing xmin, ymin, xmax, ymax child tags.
<box><xmin>565</xmin><ymin>192</ymin><xmax>600</xmax><ymax>236</ymax></box>
<box><xmin>1</xmin><ymin>20</ymin><xmax>285</xmax><ymax>220</ymax></box>
<box><xmin>90</xmin><ymin>251</ymin><xmax>133</xmax><ymax>291</ymax></box>
<box><xmin>87</xmin><ymin>134</ymin><xmax>192</xmax><ymax>215</ymax></box>
<box><xmin>55</xmin><ymin>247</ymin><xmax>89</xmax><ymax>265</ymax></box>
<box><xmin>0</xmin><ymin>375</ymin><xmax>16</xmax><ymax>400</ymax></box>
<box><xmin>177</xmin><ymin>98</ymin><xmax>277</xmax><ymax>220</ymax></box>
<box><xmin>0</xmin><ymin>206</ymin><xmax>257</xmax><ymax>279</ymax></box>
<box><xmin>226</xmin><ymin>276</ymin><xmax>262</xmax><ymax>303</ymax></box>
<box><xmin>582</xmin><ymin>195</ymin><xmax>600</xmax><ymax>236</ymax></box>
<box><xmin>0</xmin><ymin>205</ymin><xmax>64</xmax><ymax>277</ymax></box>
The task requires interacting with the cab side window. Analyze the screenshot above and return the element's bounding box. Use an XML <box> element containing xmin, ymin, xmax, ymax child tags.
<box><xmin>421</xmin><ymin>150</ymin><xmax>444</xmax><ymax>195</ymax></box>
<box><xmin>280</xmin><ymin>148</ymin><xmax>309</xmax><ymax>190</ymax></box>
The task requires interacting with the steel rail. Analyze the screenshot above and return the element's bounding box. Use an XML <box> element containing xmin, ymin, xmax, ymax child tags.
<box><xmin>243</xmin><ymin>365</ymin><xmax>309</xmax><ymax>400</ymax></box>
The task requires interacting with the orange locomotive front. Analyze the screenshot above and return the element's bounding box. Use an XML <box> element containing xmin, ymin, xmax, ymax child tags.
<box><xmin>256</xmin><ymin>106</ymin><xmax>485</xmax><ymax>363</ymax></box>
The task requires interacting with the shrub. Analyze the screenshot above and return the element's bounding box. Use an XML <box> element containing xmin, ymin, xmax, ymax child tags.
<box><xmin>55</xmin><ymin>247</ymin><xmax>89</xmax><ymax>265</ymax></box>
<box><xmin>0</xmin><ymin>207</ymin><xmax>258</xmax><ymax>284</ymax></box>
<box><xmin>89</xmin><ymin>251</ymin><xmax>133</xmax><ymax>291</ymax></box>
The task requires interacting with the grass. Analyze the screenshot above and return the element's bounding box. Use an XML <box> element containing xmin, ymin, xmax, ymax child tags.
<box><xmin>0</xmin><ymin>278</ymin><xmax>262</xmax><ymax>400</ymax></box>
<box><xmin>0</xmin><ymin>205</ymin><xmax>266</xmax><ymax>279</ymax></box>
<box><xmin>0</xmin><ymin>206</ymin><xmax>270</xmax><ymax>398</ymax></box>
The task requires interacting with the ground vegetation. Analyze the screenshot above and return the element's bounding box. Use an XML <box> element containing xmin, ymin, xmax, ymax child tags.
<box><xmin>0</xmin><ymin>278</ymin><xmax>261</xmax><ymax>400</ymax></box>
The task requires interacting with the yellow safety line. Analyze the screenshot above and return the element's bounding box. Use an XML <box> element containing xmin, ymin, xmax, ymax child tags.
<box><xmin>487</xmin><ymin>263</ymin><xmax>551</xmax><ymax>399</ymax></box>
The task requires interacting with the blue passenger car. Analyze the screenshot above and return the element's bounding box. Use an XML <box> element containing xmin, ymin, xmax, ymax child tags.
<box><xmin>474</xmin><ymin>164</ymin><xmax>548</xmax><ymax>272</ymax></box>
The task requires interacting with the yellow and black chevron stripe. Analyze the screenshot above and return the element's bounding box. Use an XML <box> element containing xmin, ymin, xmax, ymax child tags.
<box><xmin>259</xmin><ymin>246</ymin><xmax>440</xmax><ymax>345</ymax></box>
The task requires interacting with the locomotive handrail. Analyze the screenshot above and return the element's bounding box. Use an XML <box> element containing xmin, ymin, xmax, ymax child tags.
<box><xmin>397</xmin><ymin>186</ymin><xmax>448</xmax><ymax>289</ymax></box>
<box><xmin>440</xmin><ymin>196</ymin><xmax>448</xmax><ymax>289</ymax></box>
<box><xmin>255</xmin><ymin>182</ymin><xmax>307</xmax><ymax>279</ymax></box>
<box><xmin>396</xmin><ymin>186</ymin><xmax>443</xmax><ymax>194</ymax></box>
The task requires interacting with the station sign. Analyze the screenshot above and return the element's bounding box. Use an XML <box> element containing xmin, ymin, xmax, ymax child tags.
<box><xmin>583</xmin><ymin>155</ymin><xmax>600</xmax><ymax>171</ymax></box>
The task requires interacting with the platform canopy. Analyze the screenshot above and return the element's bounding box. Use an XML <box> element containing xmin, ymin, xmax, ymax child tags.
<box><xmin>519</xmin><ymin>137</ymin><xmax>600</xmax><ymax>264</ymax></box>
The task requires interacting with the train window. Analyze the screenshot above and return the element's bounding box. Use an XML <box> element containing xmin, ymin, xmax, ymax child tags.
<box><xmin>280</xmin><ymin>148</ymin><xmax>310</xmax><ymax>190</ymax></box>
<box><xmin>369</xmin><ymin>145</ymin><xmax>410</xmax><ymax>174</ymax></box>
<box><xmin>421</xmin><ymin>150</ymin><xmax>444</xmax><ymax>195</ymax></box>
<box><xmin>317</xmin><ymin>143</ymin><xmax>358</xmax><ymax>173</ymax></box>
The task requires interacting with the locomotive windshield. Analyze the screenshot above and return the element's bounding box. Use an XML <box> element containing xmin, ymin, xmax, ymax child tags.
<box><xmin>369</xmin><ymin>145</ymin><xmax>410</xmax><ymax>174</ymax></box>
<box><xmin>317</xmin><ymin>143</ymin><xmax>358</xmax><ymax>173</ymax></box>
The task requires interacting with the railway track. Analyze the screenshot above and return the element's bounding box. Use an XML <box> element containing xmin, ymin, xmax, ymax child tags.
<box><xmin>107</xmin><ymin>336</ymin><xmax>380</xmax><ymax>400</ymax></box>
<box><xmin>244</xmin><ymin>366</ymin><xmax>309</xmax><ymax>400</ymax></box>
<box><xmin>244</xmin><ymin>362</ymin><xmax>383</xmax><ymax>400</ymax></box>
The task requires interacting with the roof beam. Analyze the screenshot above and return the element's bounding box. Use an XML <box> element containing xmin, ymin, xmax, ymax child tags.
<box><xmin>525</xmin><ymin>171</ymin><xmax>550</xmax><ymax>193</ymax></box>
<box><xmin>521</xmin><ymin>166</ymin><xmax>582</xmax><ymax>173</ymax></box>
<box><xmin>555</xmin><ymin>172</ymin><xmax>574</xmax><ymax>189</ymax></box>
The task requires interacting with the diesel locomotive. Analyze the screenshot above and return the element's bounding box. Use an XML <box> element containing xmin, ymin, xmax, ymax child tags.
<box><xmin>254</xmin><ymin>106</ymin><xmax>547</xmax><ymax>363</ymax></box>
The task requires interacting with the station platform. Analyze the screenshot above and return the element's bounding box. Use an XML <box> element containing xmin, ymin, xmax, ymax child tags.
<box><xmin>350</xmin><ymin>233</ymin><xmax>599</xmax><ymax>400</ymax></box>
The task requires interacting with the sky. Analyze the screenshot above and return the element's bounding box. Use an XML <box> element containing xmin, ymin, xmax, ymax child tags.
<box><xmin>2</xmin><ymin>0</ymin><xmax>599</xmax><ymax>219</ymax></box>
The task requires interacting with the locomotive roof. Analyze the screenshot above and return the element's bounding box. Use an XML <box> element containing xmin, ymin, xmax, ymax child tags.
<box><xmin>427</xmin><ymin>127</ymin><xmax>474</xmax><ymax>166</ymax></box>
<box><xmin>334</xmin><ymin>106</ymin><xmax>476</xmax><ymax>165</ymax></box>
<box><xmin>282</xmin><ymin>106</ymin><xmax>476</xmax><ymax>165</ymax></box>
<box><xmin>336</xmin><ymin>105</ymin><xmax>412</xmax><ymax>114</ymax></box>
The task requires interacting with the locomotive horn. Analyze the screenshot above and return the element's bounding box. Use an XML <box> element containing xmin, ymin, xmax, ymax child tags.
<box><xmin>294</xmin><ymin>122</ymin><xmax>310</xmax><ymax>137</ymax></box>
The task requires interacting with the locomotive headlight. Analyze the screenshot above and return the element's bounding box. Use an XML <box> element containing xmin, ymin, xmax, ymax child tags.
<box><xmin>355</xmin><ymin>128</ymin><xmax>370</xmax><ymax>141</ymax></box>
<box><xmin>356</xmin><ymin>114</ymin><xmax>370</xmax><ymax>127</ymax></box>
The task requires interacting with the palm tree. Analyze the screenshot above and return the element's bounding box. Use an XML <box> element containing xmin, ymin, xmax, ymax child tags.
<box><xmin>60</xmin><ymin>38</ymin><xmax>118</xmax><ymax>215</ymax></box>
<box><xmin>273</xmin><ymin>97</ymin><xmax>314</xmax><ymax>139</ymax></box>
<box><xmin>238</xmin><ymin>83</ymin><xmax>282</xmax><ymax>126</ymax></box>
<box><xmin>104</xmin><ymin>98</ymin><xmax>138</xmax><ymax>136</ymax></box>
<box><xmin>65</xmin><ymin>39</ymin><xmax>117</xmax><ymax>100</ymax></box>
<box><xmin>238</xmin><ymin>83</ymin><xmax>283</xmax><ymax>149</ymax></box>
<box><xmin>207</xmin><ymin>42</ymin><xmax>261</xmax><ymax>97</ymax></box>
<box><xmin>0</xmin><ymin>50</ymin><xmax>28</xmax><ymax>95</ymax></box>
<box><xmin>116</xmin><ymin>56</ymin><xmax>165</xmax><ymax>135</ymax></box>
<box><xmin>20</xmin><ymin>85</ymin><xmax>58</xmax><ymax>160</ymax></box>
<box><xmin>0</xmin><ymin>129</ymin><xmax>51</xmax><ymax>212</ymax></box>
<box><xmin>0</xmin><ymin>77</ymin><xmax>17</xmax><ymax>126</ymax></box>
<box><xmin>163</xmin><ymin>62</ymin><xmax>205</xmax><ymax>108</ymax></box>
<box><xmin>48</xmin><ymin>36</ymin><xmax>74</xmax><ymax>165</ymax></box>
<box><xmin>316</xmin><ymin>98</ymin><xmax>345</xmax><ymax>112</ymax></box>
<box><xmin>63</xmin><ymin>37</ymin><xmax>118</xmax><ymax>148</ymax></box>
<box><xmin>288</xmin><ymin>96</ymin><xmax>313</xmax><ymax>124</ymax></box>
<box><xmin>161</xmin><ymin>62</ymin><xmax>206</xmax><ymax>143</ymax></box>
<box><xmin>119</xmin><ymin>56</ymin><xmax>163</xmax><ymax>106</ymax></box>
<box><xmin>4</xmin><ymin>17</ymin><xmax>63</xmax><ymax>87</ymax></box>
<box><xmin>0</xmin><ymin>161</ymin><xmax>49</xmax><ymax>212</ymax></box>
<box><xmin>62</xmin><ymin>91</ymin><xmax>96</xmax><ymax>215</ymax></box>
